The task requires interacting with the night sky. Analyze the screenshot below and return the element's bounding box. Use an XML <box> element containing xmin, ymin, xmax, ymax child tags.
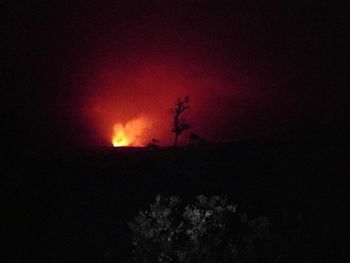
<box><xmin>4</xmin><ymin>0</ymin><xmax>348</xmax><ymax>150</ymax></box>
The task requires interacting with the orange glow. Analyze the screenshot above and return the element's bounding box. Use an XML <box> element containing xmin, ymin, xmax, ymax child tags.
<box><xmin>82</xmin><ymin>52</ymin><xmax>250</xmax><ymax>147</ymax></box>
<box><xmin>111</xmin><ymin>116</ymin><xmax>152</xmax><ymax>147</ymax></box>
<box><xmin>112</xmin><ymin>125</ymin><xmax>130</xmax><ymax>147</ymax></box>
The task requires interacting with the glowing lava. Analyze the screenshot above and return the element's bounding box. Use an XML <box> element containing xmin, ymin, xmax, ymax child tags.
<box><xmin>111</xmin><ymin>116</ymin><xmax>152</xmax><ymax>147</ymax></box>
<box><xmin>112</xmin><ymin>125</ymin><xmax>130</xmax><ymax>147</ymax></box>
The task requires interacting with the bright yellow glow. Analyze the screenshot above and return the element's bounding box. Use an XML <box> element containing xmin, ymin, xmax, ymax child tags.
<box><xmin>111</xmin><ymin>116</ymin><xmax>151</xmax><ymax>147</ymax></box>
<box><xmin>112</xmin><ymin>128</ymin><xmax>130</xmax><ymax>147</ymax></box>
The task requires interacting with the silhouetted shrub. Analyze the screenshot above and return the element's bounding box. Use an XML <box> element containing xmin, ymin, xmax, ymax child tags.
<box><xmin>129</xmin><ymin>195</ymin><xmax>270</xmax><ymax>263</ymax></box>
<box><xmin>188</xmin><ymin>132</ymin><xmax>207</xmax><ymax>145</ymax></box>
<box><xmin>147</xmin><ymin>138</ymin><xmax>160</xmax><ymax>150</ymax></box>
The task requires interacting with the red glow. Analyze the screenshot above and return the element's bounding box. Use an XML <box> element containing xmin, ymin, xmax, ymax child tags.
<box><xmin>78</xmin><ymin>26</ymin><xmax>268</xmax><ymax>148</ymax></box>
<box><xmin>81</xmin><ymin>51</ymin><xmax>253</xmax><ymax>147</ymax></box>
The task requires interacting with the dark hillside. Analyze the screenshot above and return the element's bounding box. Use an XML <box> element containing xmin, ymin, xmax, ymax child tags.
<box><xmin>3</xmin><ymin>125</ymin><xmax>350</xmax><ymax>262</ymax></box>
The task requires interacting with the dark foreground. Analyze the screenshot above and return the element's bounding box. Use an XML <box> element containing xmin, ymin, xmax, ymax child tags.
<box><xmin>2</xmin><ymin>129</ymin><xmax>350</xmax><ymax>262</ymax></box>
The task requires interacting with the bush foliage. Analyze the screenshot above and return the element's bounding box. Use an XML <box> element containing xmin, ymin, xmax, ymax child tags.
<box><xmin>129</xmin><ymin>195</ymin><xmax>270</xmax><ymax>263</ymax></box>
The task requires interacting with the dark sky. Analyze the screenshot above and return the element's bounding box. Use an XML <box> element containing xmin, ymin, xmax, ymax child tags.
<box><xmin>3</xmin><ymin>0</ymin><xmax>348</xmax><ymax>150</ymax></box>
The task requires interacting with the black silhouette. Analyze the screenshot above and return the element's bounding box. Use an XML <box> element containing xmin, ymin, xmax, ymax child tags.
<box><xmin>146</xmin><ymin>138</ymin><xmax>160</xmax><ymax>150</ymax></box>
<box><xmin>170</xmin><ymin>96</ymin><xmax>191</xmax><ymax>147</ymax></box>
<box><xmin>189</xmin><ymin>131</ymin><xmax>207</xmax><ymax>145</ymax></box>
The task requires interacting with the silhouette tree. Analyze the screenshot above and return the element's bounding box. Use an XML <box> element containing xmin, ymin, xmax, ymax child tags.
<box><xmin>170</xmin><ymin>96</ymin><xmax>190</xmax><ymax>147</ymax></box>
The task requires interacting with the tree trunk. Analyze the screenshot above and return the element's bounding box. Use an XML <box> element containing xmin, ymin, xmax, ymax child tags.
<box><xmin>174</xmin><ymin>134</ymin><xmax>178</xmax><ymax>147</ymax></box>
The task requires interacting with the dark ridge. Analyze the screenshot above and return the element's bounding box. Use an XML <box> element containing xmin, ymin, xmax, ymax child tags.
<box><xmin>3</xmin><ymin>124</ymin><xmax>349</xmax><ymax>262</ymax></box>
